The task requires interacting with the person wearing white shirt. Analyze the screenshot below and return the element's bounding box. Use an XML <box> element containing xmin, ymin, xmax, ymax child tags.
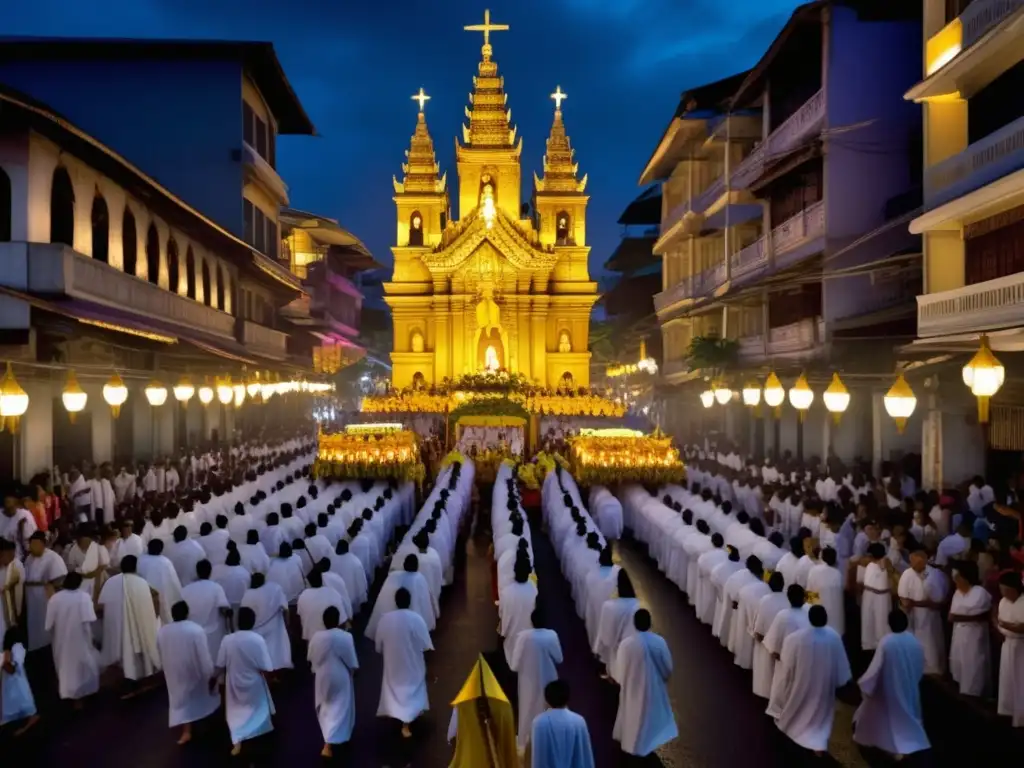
<box><xmin>996</xmin><ymin>572</ymin><xmax>1024</xmax><ymax>727</ymax></box>
<box><xmin>935</xmin><ymin>522</ymin><xmax>972</xmax><ymax>567</ymax></box>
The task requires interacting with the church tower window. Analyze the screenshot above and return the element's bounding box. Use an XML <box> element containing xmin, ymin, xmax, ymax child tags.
<box><xmin>409</xmin><ymin>211</ymin><xmax>424</xmax><ymax>246</ymax></box>
<box><xmin>556</xmin><ymin>211</ymin><xmax>571</xmax><ymax>244</ymax></box>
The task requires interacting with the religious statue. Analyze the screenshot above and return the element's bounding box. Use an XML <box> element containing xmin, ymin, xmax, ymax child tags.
<box><xmin>411</xmin><ymin>330</ymin><xmax>425</xmax><ymax>353</ymax></box>
<box><xmin>558</xmin><ymin>330</ymin><xmax>571</xmax><ymax>353</ymax></box>
<box><xmin>481</xmin><ymin>182</ymin><xmax>496</xmax><ymax>228</ymax></box>
<box><xmin>475</xmin><ymin>284</ymin><xmax>501</xmax><ymax>334</ymax></box>
<box><xmin>409</xmin><ymin>213</ymin><xmax>424</xmax><ymax>246</ymax></box>
<box><xmin>484</xmin><ymin>345</ymin><xmax>500</xmax><ymax>371</ymax></box>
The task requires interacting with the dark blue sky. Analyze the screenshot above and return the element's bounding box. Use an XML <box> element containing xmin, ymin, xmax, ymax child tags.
<box><xmin>1</xmin><ymin>0</ymin><xmax>803</xmax><ymax>271</ymax></box>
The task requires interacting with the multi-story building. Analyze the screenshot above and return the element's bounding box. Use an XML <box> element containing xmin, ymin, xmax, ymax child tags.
<box><xmin>643</xmin><ymin>1</ymin><xmax>924</xmax><ymax>465</ymax></box>
<box><xmin>0</xmin><ymin>39</ymin><xmax>351</xmax><ymax>479</ymax></box>
<box><xmin>904</xmin><ymin>0</ymin><xmax>1024</xmax><ymax>487</ymax></box>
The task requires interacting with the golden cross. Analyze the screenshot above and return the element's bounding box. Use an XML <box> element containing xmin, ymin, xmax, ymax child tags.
<box><xmin>411</xmin><ymin>87</ymin><xmax>430</xmax><ymax>112</ymax></box>
<box><xmin>464</xmin><ymin>9</ymin><xmax>509</xmax><ymax>46</ymax></box>
<box><xmin>551</xmin><ymin>85</ymin><xmax>567</xmax><ymax>111</ymax></box>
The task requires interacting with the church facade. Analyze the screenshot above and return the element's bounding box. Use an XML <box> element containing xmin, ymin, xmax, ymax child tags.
<box><xmin>384</xmin><ymin>15</ymin><xmax>598</xmax><ymax>390</ymax></box>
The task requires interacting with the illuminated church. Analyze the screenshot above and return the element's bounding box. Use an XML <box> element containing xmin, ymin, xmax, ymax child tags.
<box><xmin>384</xmin><ymin>10</ymin><xmax>598</xmax><ymax>390</ymax></box>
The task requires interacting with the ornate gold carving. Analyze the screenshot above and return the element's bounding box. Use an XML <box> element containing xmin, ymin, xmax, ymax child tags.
<box><xmin>421</xmin><ymin>208</ymin><xmax>557</xmax><ymax>273</ymax></box>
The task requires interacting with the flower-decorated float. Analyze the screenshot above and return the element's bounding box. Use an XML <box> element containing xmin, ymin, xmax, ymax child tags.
<box><xmin>313</xmin><ymin>423</ymin><xmax>426</xmax><ymax>485</ymax></box>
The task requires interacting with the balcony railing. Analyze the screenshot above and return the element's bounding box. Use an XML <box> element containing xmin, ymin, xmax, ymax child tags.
<box><xmin>0</xmin><ymin>242</ymin><xmax>236</xmax><ymax>339</ymax></box>
<box><xmin>918</xmin><ymin>270</ymin><xmax>1024</xmax><ymax>337</ymax></box>
<box><xmin>924</xmin><ymin>113</ymin><xmax>1024</xmax><ymax>206</ymax></box>
<box><xmin>730</xmin><ymin>237</ymin><xmax>768</xmax><ymax>279</ymax></box>
<box><xmin>772</xmin><ymin>200</ymin><xmax>826</xmax><ymax>258</ymax></box>
<box><xmin>962</xmin><ymin>0</ymin><xmax>1024</xmax><ymax>49</ymax></box>
<box><xmin>769</xmin><ymin>89</ymin><xmax>826</xmax><ymax>158</ymax></box>
<box><xmin>242</xmin><ymin>141</ymin><xmax>289</xmax><ymax>204</ymax></box>
<box><xmin>242</xmin><ymin>320</ymin><xmax>289</xmax><ymax>359</ymax></box>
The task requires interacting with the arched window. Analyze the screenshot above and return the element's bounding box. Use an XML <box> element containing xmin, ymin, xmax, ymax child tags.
<box><xmin>50</xmin><ymin>166</ymin><xmax>75</xmax><ymax>247</ymax></box>
<box><xmin>0</xmin><ymin>166</ymin><xmax>11</xmax><ymax>242</ymax></box>
<box><xmin>145</xmin><ymin>224</ymin><xmax>160</xmax><ymax>285</ymax></box>
<box><xmin>166</xmin><ymin>238</ymin><xmax>180</xmax><ymax>294</ymax></box>
<box><xmin>90</xmin><ymin>194</ymin><xmax>109</xmax><ymax>263</ymax></box>
<box><xmin>122</xmin><ymin>208</ymin><xmax>138</xmax><ymax>277</ymax></box>
<box><xmin>560</xmin><ymin>371</ymin><xmax>574</xmax><ymax>390</ymax></box>
<box><xmin>411</xmin><ymin>372</ymin><xmax>426</xmax><ymax>391</ymax></box>
<box><xmin>201</xmin><ymin>260</ymin><xmax>212</xmax><ymax>306</ymax></box>
<box><xmin>555</xmin><ymin>210</ymin><xmax>571</xmax><ymax>244</ymax></box>
<box><xmin>185</xmin><ymin>246</ymin><xmax>196</xmax><ymax>299</ymax></box>
<box><xmin>410</xmin><ymin>329</ymin><xmax>425</xmax><ymax>353</ymax></box>
<box><xmin>408</xmin><ymin>211</ymin><xmax>424</xmax><ymax>246</ymax></box>
<box><xmin>216</xmin><ymin>265</ymin><xmax>226</xmax><ymax>309</ymax></box>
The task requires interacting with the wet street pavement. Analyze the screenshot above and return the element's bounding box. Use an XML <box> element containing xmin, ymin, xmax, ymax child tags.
<box><xmin>6</xmin><ymin>503</ymin><xmax>1024</xmax><ymax>767</ymax></box>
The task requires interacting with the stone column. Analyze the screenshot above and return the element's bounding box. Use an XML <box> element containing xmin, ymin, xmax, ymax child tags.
<box><xmin>451</xmin><ymin>297</ymin><xmax>465</xmax><ymax>376</ymax></box>
<box><xmin>531</xmin><ymin>296</ymin><xmax>549</xmax><ymax>387</ymax></box>
<box><xmin>19</xmin><ymin>379</ymin><xmax>54</xmax><ymax>481</ymax></box>
<box><xmin>433</xmin><ymin>298</ymin><xmax>451</xmax><ymax>381</ymax></box>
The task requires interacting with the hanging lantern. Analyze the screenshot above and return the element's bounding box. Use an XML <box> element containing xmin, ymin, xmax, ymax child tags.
<box><xmin>763</xmin><ymin>371</ymin><xmax>785</xmax><ymax>409</ymax></box>
<box><xmin>712</xmin><ymin>380</ymin><xmax>733</xmax><ymax>405</ymax></box>
<box><xmin>884</xmin><ymin>373</ymin><xmax>917</xmax><ymax>434</ymax></box>
<box><xmin>699</xmin><ymin>389</ymin><xmax>715</xmax><ymax>408</ymax></box>
<box><xmin>198</xmin><ymin>380</ymin><xmax>215</xmax><ymax>406</ymax></box>
<box><xmin>260</xmin><ymin>377</ymin><xmax>276</xmax><ymax>400</ymax></box>
<box><xmin>962</xmin><ymin>335</ymin><xmax>1004</xmax><ymax>424</ymax></box>
<box><xmin>246</xmin><ymin>372</ymin><xmax>262</xmax><ymax>399</ymax></box>
<box><xmin>822</xmin><ymin>372</ymin><xmax>850</xmax><ymax>425</ymax></box>
<box><xmin>233</xmin><ymin>383</ymin><xmax>246</xmax><ymax>408</ymax></box>
<box><xmin>62</xmin><ymin>370</ymin><xmax>88</xmax><ymax>422</ymax></box>
<box><xmin>144</xmin><ymin>380</ymin><xmax>168</xmax><ymax>407</ymax></box>
<box><xmin>173</xmin><ymin>376</ymin><xmax>195</xmax><ymax>405</ymax></box>
<box><xmin>102</xmin><ymin>372</ymin><xmax>128</xmax><ymax>418</ymax></box>
<box><xmin>0</xmin><ymin>363</ymin><xmax>29</xmax><ymax>432</ymax></box>
<box><xmin>216</xmin><ymin>378</ymin><xmax>234</xmax><ymax>405</ymax></box>
<box><xmin>788</xmin><ymin>373</ymin><xmax>814</xmax><ymax>419</ymax></box>
<box><xmin>741</xmin><ymin>380</ymin><xmax>761</xmax><ymax>407</ymax></box>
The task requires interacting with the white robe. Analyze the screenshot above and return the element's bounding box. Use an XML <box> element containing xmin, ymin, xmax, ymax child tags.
<box><xmin>1</xmin><ymin>559</ymin><xmax>25</xmax><ymax>642</ymax></box>
<box><xmin>773</xmin><ymin>626</ymin><xmax>852</xmax><ymax>752</ymax></box>
<box><xmin>531</xmin><ymin>708</ymin><xmax>595</xmax><ymax>768</ymax></box>
<box><xmin>111</xmin><ymin>534</ymin><xmax>144</xmax><ymax>570</ymax></box>
<box><xmin>181</xmin><ymin>579</ymin><xmax>231</xmax><ymax>660</ymax></box>
<box><xmin>718</xmin><ymin>567</ymin><xmax>754</xmax><ymax>648</ymax></box>
<box><xmin>853</xmin><ymin>631</ymin><xmax>929</xmax><ymax>755</ymax></box>
<box><xmin>24</xmin><ymin>549</ymin><xmax>68</xmax><ymax>650</ymax></box>
<box><xmin>752</xmin><ymin>592</ymin><xmax>790</xmax><ymax>698</ymax></box>
<box><xmin>998</xmin><ymin>594</ymin><xmax>1024</xmax><ymax>726</ymax></box>
<box><xmin>308</xmin><ymin>628</ymin><xmax>359</xmax><ymax>744</ymax></box>
<box><xmin>166</xmin><ymin>539</ymin><xmax>207</xmax><ymax>586</ymax></box>
<box><xmin>197</xmin><ymin>530</ymin><xmax>230</xmax><ymax>567</ymax></box>
<box><xmin>612</xmin><ymin>631</ymin><xmax>677</xmax><ymax>756</ymax></box>
<box><xmin>297</xmin><ymin>585</ymin><xmax>347</xmax><ymax>640</ymax></box>
<box><xmin>211</xmin><ymin>563</ymin><xmax>251</xmax><ymax>613</ymax></box>
<box><xmin>732</xmin><ymin>580</ymin><xmax>770</xmax><ymax>670</ymax></box>
<box><xmin>949</xmin><ymin>585</ymin><xmax>992</xmax><ymax>697</ymax></box>
<box><xmin>897</xmin><ymin>566</ymin><xmax>947</xmax><ymax>675</ymax></box>
<box><xmin>499</xmin><ymin>579</ymin><xmax>538</xmax><ymax>663</ymax></box>
<box><xmin>137</xmin><ymin>554</ymin><xmax>184</xmax><ymax>625</ymax></box>
<box><xmin>593</xmin><ymin>597</ymin><xmax>639</xmax><ymax>676</ymax></box>
<box><xmin>510</xmin><ymin>628</ymin><xmax>563</xmax><ymax>751</ymax></box>
<box><xmin>860</xmin><ymin>562</ymin><xmax>891</xmax><ymax>651</ymax></box>
<box><xmin>157</xmin><ymin>620</ymin><xmax>220</xmax><ymax>727</ymax></box>
<box><xmin>366</xmin><ymin>571</ymin><xmax>435</xmax><ymax>640</ymax></box>
<box><xmin>240</xmin><ymin>583</ymin><xmax>293</xmax><ymax>671</ymax></box>
<box><xmin>374</xmin><ymin>608</ymin><xmax>433</xmax><ymax>722</ymax></box>
<box><xmin>764</xmin><ymin>605</ymin><xmax>811</xmax><ymax>716</ymax></box>
<box><xmin>65</xmin><ymin>541</ymin><xmax>109</xmax><ymax>600</ymax></box>
<box><xmin>330</xmin><ymin>552</ymin><xmax>368</xmax><ymax>610</ymax></box>
<box><xmin>45</xmin><ymin>589</ymin><xmax>100</xmax><ymax>700</ymax></box>
<box><xmin>217</xmin><ymin>630</ymin><xmax>276</xmax><ymax>744</ymax></box>
<box><xmin>806</xmin><ymin>563</ymin><xmax>844</xmax><ymax>636</ymax></box>
<box><xmin>97</xmin><ymin>573</ymin><xmax>161</xmax><ymax>680</ymax></box>
<box><xmin>390</xmin><ymin>545</ymin><xmax>443</xmax><ymax>601</ymax></box>
<box><xmin>0</xmin><ymin>643</ymin><xmax>35</xmax><ymax>725</ymax></box>
<box><xmin>583</xmin><ymin>566</ymin><xmax>620</xmax><ymax>648</ymax></box>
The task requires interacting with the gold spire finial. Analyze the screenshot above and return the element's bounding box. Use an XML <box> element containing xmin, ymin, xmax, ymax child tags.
<box><xmin>411</xmin><ymin>87</ymin><xmax>431</xmax><ymax>113</ymax></box>
<box><xmin>464</xmin><ymin>8</ymin><xmax>508</xmax><ymax>59</ymax></box>
<box><xmin>551</xmin><ymin>85</ymin><xmax>567</xmax><ymax>111</ymax></box>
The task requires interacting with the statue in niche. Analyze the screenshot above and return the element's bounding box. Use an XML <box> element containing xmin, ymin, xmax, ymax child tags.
<box><xmin>556</xmin><ymin>211</ymin><xmax>571</xmax><ymax>243</ymax></box>
<box><xmin>475</xmin><ymin>283</ymin><xmax>500</xmax><ymax>335</ymax></box>
<box><xmin>411</xmin><ymin>330</ymin><xmax>425</xmax><ymax>353</ymax></box>
<box><xmin>558</xmin><ymin>330</ymin><xmax>572</xmax><ymax>353</ymax></box>
<box><xmin>409</xmin><ymin>212</ymin><xmax>424</xmax><ymax>246</ymax></box>
<box><xmin>484</xmin><ymin>345</ymin><xmax>500</xmax><ymax>371</ymax></box>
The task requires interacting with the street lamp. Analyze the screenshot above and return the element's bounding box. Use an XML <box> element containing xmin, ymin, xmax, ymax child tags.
<box><xmin>763</xmin><ymin>371</ymin><xmax>785</xmax><ymax>409</ymax></box>
<box><xmin>962</xmin><ymin>335</ymin><xmax>1004</xmax><ymax>424</ymax></box>
<box><xmin>742</xmin><ymin>380</ymin><xmax>761</xmax><ymax>407</ymax></box>
<box><xmin>173</xmin><ymin>377</ymin><xmax>194</xmax><ymax>405</ymax></box>
<box><xmin>699</xmin><ymin>389</ymin><xmax>715</xmax><ymax>409</ymax></box>
<box><xmin>198</xmin><ymin>381</ymin><xmax>215</xmax><ymax>406</ymax></box>
<box><xmin>884</xmin><ymin>373</ymin><xmax>917</xmax><ymax>434</ymax></box>
<box><xmin>102</xmin><ymin>372</ymin><xmax>128</xmax><ymax>418</ymax></box>
<box><xmin>144</xmin><ymin>380</ymin><xmax>168</xmax><ymax>407</ymax></box>
<box><xmin>62</xmin><ymin>370</ymin><xmax>87</xmax><ymax>422</ymax></box>
<box><xmin>216</xmin><ymin>378</ymin><xmax>234</xmax><ymax>405</ymax></box>
<box><xmin>0</xmin><ymin>362</ymin><xmax>29</xmax><ymax>432</ymax></box>
<box><xmin>822</xmin><ymin>372</ymin><xmax>850</xmax><ymax>424</ymax></box>
<box><xmin>788</xmin><ymin>373</ymin><xmax>814</xmax><ymax>419</ymax></box>
<box><xmin>712</xmin><ymin>380</ymin><xmax>733</xmax><ymax>405</ymax></box>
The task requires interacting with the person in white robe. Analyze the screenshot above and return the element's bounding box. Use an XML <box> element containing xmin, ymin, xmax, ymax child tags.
<box><xmin>111</xmin><ymin>519</ymin><xmax>144</xmax><ymax>571</ymax></box>
<box><xmin>764</xmin><ymin>585</ymin><xmax>811</xmax><ymax>716</ymax></box>
<box><xmin>948</xmin><ymin>560</ymin><xmax>992</xmax><ymax>697</ymax></box>
<box><xmin>215</xmin><ymin>606</ymin><xmax>276</xmax><ymax>756</ymax></box>
<box><xmin>806</xmin><ymin>547</ymin><xmax>844</xmax><ymax>637</ymax></box>
<box><xmin>897</xmin><ymin>546</ymin><xmax>948</xmax><ymax>675</ymax></box>
<box><xmin>593</xmin><ymin>570</ymin><xmax>640</xmax><ymax>681</ymax></box>
<box><xmin>65</xmin><ymin>525</ymin><xmax>110</xmax><ymax>602</ymax></box>
<box><xmin>500</xmin><ymin>561</ymin><xmax>538</xmax><ymax>664</ymax></box>
<box><xmin>366</xmin><ymin>555</ymin><xmax>436</xmax><ymax>640</ymax></box>
<box><xmin>772</xmin><ymin>605</ymin><xmax>851</xmax><ymax>755</ymax></box>
<box><xmin>860</xmin><ymin>543</ymin><xmax>892</xmax><ymax>651</ymax></box>
<box><xmin>240</xmin><ymin>572</ymin><xmax>292</xmax><ymax>671</ymax></box>
<box><xmin>715</xmin><ymin>551</ymin><xmax>755</xmax><ymax>647</ymax></box>
<box><xmin>157</xmin><ymin>600</ymin><xmax>221</xmax><ymax>744</ymax></box>
<box><xmin>308</xmin><ymin>606</ymin><xmax>359</xmax><ymax>757</ymax></box>
<box><xmin>44</xmin><ymin>573</ymin><xmax>99</xmax><ymax>703</ymax></box>
<box><xmin>238</xmin><ymin>530</ymin><xmax>271</xmax><ymax>575</ymax></box>
<box><xmin>1</xmin><ymin>632</ymin><xmax>38</xmax><ymax>734</ymax></box>
<box><xmin>996</xmin><ymin>571</ymin><xmax>1024</xmax><ymax>726</ymax></box>
<box><xmin>96</xmin><ymin>555</ymin><xmax>162</xmax><ymax>687</ymax></box>
<box><xmin>530</xmin><ymin>679</ymin><xmax>595</xmax><ymax>768</ymax></box>
<box><xmin>330</xmin><ymin>540</ymin><xmax>368</xmax><ymax>611</ymax></box>
<box><xmin>181</xmin><ymin>560</ymin><xmax>232</xmax><ymax>660</ymax></box>
<box><xmin>166</xmin><ymin>526</ymin><xmax>207</xmax><ymax>587</ymax></box>
<box><xmin>197</xmin><ymin>518</ymin><xmax>231</xmax><ymax>567</ymax></box>
<box><xmin>0</xmin><ymin>539</ymin><xmax>25</xmax><ymax>643</ymax></box>
<box><xmin>296</xmin><ymin>569</ymin><xmax>348</xmax><ymax>641</ymax></box>
<box><xmin>696</xmin><ymin>534</ymin><xmax>728</xmax><ymax>625</ymax></box>
<box><xmin>266</xmin><ymin>542</ymin><xmax>305</xmax><ymax>606</ymax></box>
<box><xmin>23</xmin><ymin>533</ymin><xmax>68</xmax><ymax>651</ymax></box>
<box><xmin>612</xmin><ymin>609</ymin><xmax>677</xmax><ymax>756</ymax></box>
<box><xmin>211</xmin><ymin>550</ymin><xmax>251</xmax><ymax>619</ymax></box>
<box><xmin>138</xmin><ymin>539</ymin><xmax>184</xmax><ymax>625</ymax></box>
<box><xmin>510</xmin><ymin>610</ymin><xmax>564</xmax><ymax>753</ymax></box>
<box><xmin>390</xmin><ymin>530</ymin><xmax>442</xmax><ymax>602</ymax></box>
<box><xmin>732</xmin><ymin>565</ymin><xmax>771</xmax><ymax>670</ymax></box>
<box><xmin>375</xmin><ymin>587</ymin><xmax>433</xmax><ymax>738</ymax></box>
<box><xmin>853</xmin><ymin>610</ymin><xmax>929</xmax><ymax>757</ymax></box>
<box><xmin>0</xmin><ymin>497</ymin><xmax>37</xmax><ymax>561</ymax></box>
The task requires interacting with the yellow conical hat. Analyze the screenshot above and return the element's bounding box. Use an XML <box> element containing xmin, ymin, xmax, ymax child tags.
<box><xmin>451</xmin><ymin>654</ymin><xmax>509</xmax><ymax>705</ymax></box>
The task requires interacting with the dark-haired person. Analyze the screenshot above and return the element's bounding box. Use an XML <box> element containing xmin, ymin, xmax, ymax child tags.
<box><xmin>861</xmin><ymin>541</ymin><xmax>893</xmax><ymax>652</ymax></box>
<box><xmin>308</xmin><ymin>605</ymin><xmax>359</xmax><ymax>758</ymax></box>
<box><xmin>366</xmin><ymin>554</ymin><xmax>436</xmax><ymax>641</ymax></box>
<box><xmin>374</xmin><ymin>587</ymin><xmax>433</xmax><ymax>739</ymax></box>
<box><xmin>1</xmin><ymin>626</ymin><xmax>39</xmax><ymax>735</ymax></box>
<box><xmin>733</xmin><ymin>560</ymin><xmax>772</xmax><ymax>671</ymax></box>
<box><xmin>331</xmin><ymin>540</ymin><xmax>369</xmax><ymax>611</ymax></box>
<box><xmin>530</xmin><ymin>679</ymin><xmax>594</xmax><ymax>768</ymax></box>
<box><xmin>696</xmin><ymin>533</ymin><xmax>728</xmax><ymax>625</ymax></box>
<box><xmin>157</xmin><ymin>600</ymin><xmax>220</xmax><ymax>745</ymax></box>
<box><xmin>137</xmin><ymin>538</ymin><xmax>183</xmax><ymax>625</ymax></box>
<box><xmin>772</xmin><ymin>605</ymin><xmax>851</xmax><ymax>756</ymax></box>
<box><xmin>764</xmin><ymin>585</ymin><xmax>811</xmax><ymax>716</ymax></box>
<box><xmin>996</xmin><ymin>571</ymin><xmax>1024</xmax><ymax>726</ymax></box>
<box><xmin>23</xmin><ymin>531</ymin><xmax>67</xmax><ymax>651</ymax></box>
<box><xmin>240</xmin><ymin>572</ymin><xmax>292</xmax><ymax>671</ymax></box>
<box><xmin>211</xmin><ymin>550</ymin><xmax>251</xmax><ymax>622</ymax></box>
<box><xmin>594</xmin><ymin>570</ymin><xmax>639</xmax><ymax>681</ymax></box>
<box><xmin>853</xmin><ymin>610</ymin><xmax>929</xmax><ymax>758</ymax></box>
<box><xmin>807</xmin><ymin>546</ymin><xmax>844</xmax><ymax>636</ymax></box>
<box><xmin>612</xmin><ymin>610</ymin><xmax>676</xmax><ymax>756</ymax></box>
<box><xmin>949</xmin><ymin>559</ymin><xmax>992</xmax><ymax>696</ymax></box>
<box><xmin>511</xmin><ymin>608</ymin><xmax>564</xmax><ymax>754</ymax></box>
<box><xmin>45</xmin><ymin>571</ymin><xmax>100</xmax><ymax>705</ymax></box>
<box><xmin>96</xmin><ymin>555</ymin><xmax>161</xmax><ymax>688</ymax></box>
<box><xmin>181</xmin><ymin>559</ymin><xmax>232</xmax><ymax>660</ymax></box>
<box><xmin>166</xmin><ymin>525</ymin><xmax>206</xmax><ymax>587</ymax></box>
<box><xmin>297</xmin><ymin>569</ymin><xmax>348</xmax><ymax>641</ymax></box>
<box><xmin>214</xmin><ymin>606</ymin><xmax>275</xmax><ymax>756</ymax></box>
<box><xmin>897</xmin><ymin>544</ymin><xmax>949</xmax><ymax>676</ymax></box>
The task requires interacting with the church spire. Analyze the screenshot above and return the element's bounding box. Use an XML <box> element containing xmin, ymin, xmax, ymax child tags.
<box><xmin>393</xmin><ymin>89</ymin><xmax>446</xmax><ymax>195</ymax></box>
<box><xmin>535</xmin><ymin>86</ymin><xmax>587</xmax><ymax>193</ymax></box>
<box><xmin>461</xmin><ymin>9</ymin><xmax>517</xmax><ymax>149</ymax></box>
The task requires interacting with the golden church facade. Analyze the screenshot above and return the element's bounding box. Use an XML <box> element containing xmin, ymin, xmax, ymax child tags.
<box><xmin>384</xmin><ymin>13</ymin><xmax>598</xmax><ymax>390</ymax></box>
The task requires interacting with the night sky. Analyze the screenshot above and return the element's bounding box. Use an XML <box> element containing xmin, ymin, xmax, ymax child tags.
<box><xmin>1</xmin><ymin>0</ymin><xmax>804</xmax><ymax>273</ymax></box>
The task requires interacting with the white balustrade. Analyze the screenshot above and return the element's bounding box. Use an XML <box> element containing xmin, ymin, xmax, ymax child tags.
<box><xmin>767</xmin><ymin>89</ymin><xmax>825</xmax><ymax>158</ymax></box>
<box><xmin>730</xmin><ymin>237</ymin><xmax>767</xmax><ymax>278</ymax></box>
<box><xmin>918</xmin><ymin>270</ymin><xmax>1024</xmax><ymax>337</ymax></box>
<box><xmin>924</xmin><ymin>113</ymin><xmax>1024</xmax><ymax>204</ymax></box>
<box><xmin>772</xmin><ymin>201</ymin><xmax>825</xmax><ymax>256</ymax></box>
<box><xmin>962</xmin><ymin>0</ymin><xmax>1024</xmax><ymax>48</ymax></box>
<box><xmin>243</xmin><ymin>320</ymin><xmax>289</xmax><ymax>358</ymax></box>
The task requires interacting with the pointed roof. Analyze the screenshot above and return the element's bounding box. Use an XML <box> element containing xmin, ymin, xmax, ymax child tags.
<box><xmin>460</xmin><ymin>42</ymin><xmax>518</xmax><ymax>150</ymax></box>
<box><xmin>451</xmin><ymin>655</ymin><xmax>509</xmax><ymax>705</ymax></box>
<box><xmin>534</xmin><ymin>99</ymin><xmax>587</xmax><ymax>194</ymax></box>
<box><xmin>393</xmin><ymin>110</ymin><xmax>446</xmax><ymax>195</ymax></box>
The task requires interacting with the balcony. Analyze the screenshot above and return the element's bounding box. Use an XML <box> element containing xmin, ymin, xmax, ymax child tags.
<box><xmin>922</xmin><ymin>113</ymin><xmax>1024</xmax><ymax>210</ymax></box>
<box><xmin>768</xmin><ymin>89</ymin><xmax>826</xmax><ymax>159</ymax></box>
<box><xmin>654</xmin><ymin>275</ymin><xmax>698</xmax><ymax>313</ymax></box>
<box><xmin>242</xmin><ymin>320</ymin><xmax>290</xmax><ymax>360</ymax></box>
<box><xmin>738</xmin><ymin>317</ymin><xmax>824</xmax><ymax>360</ymax></box>
<box><xmin>918</xmin><ymin>270</ymin><xmax>1024</xmax><ymax>338</ymax></box>
<box><xmin>0</xmin><ymin>242</ymin><xmax>236</xmax><ymax>340</ymax></box>
<box><xmin>242</xmin><ymin>141</ymin><xmax>290</xmax><ymax>205</ymax></box>
<box><xmin>730</xmin><ymin>237</ymin><xmax>768</xmax><ymax>279</ymax></box>
<box><xmin>772</xmin><ymin>200</ymin><xmax>826</xmax><ymax>265</ymax></box>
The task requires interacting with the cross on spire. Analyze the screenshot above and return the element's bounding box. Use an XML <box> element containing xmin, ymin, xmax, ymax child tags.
<box><xmin>411</xmin><ymin>87</ymin><xmax>431</xmax><ymax>112</ymax></box>
<box><xmin>464</xmin><ymin>9</ymin><xmax>509</xmax><ymax>47</ymax></box>
<box><xmin>551</xmin><ymin>85</ymin><xmax>567</xmax><ymax>111</ymax></box>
